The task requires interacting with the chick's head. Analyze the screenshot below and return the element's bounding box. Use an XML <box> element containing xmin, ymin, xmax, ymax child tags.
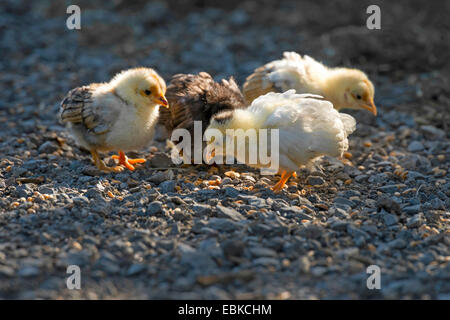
<box><xmin>206</xmin><ymin>110</ymin><xmax>235</xmax><ymax>138</ymax></box>
<box><xmin>204</xmin><ymin>110</ymin><xmax>239</xmax><ymax>163</ymax></box>
<box><xmin>326</xmin><ymin>69</ymin><xmax>377</xmax><ymax>116</ymax></box>
<box><xmin>112</xmin><ymin>68</ymin><xmax>168</xmax><ymax>109</ymax></box>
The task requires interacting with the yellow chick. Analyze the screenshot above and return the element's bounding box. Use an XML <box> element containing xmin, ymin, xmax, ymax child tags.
<box><xmin>243</xmin><ymin>52</ymin><xmax>377</xmax><ymax>115</ymax></box>
<box><xmin>60</xmin><ymin>68</ymin><xmax>168</xmax><ymax>172</ymax></box>
<box><xmin>206</xmin><ymin>90</ymin><xmax>356</xmax><ymax>192</ymax></box>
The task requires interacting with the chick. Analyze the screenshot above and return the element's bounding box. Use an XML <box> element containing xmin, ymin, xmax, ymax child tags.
<box><xmin>60</xmin><ymin>67</ymin><xmax>168</xmax><ymax>172</ymax></box>
<box><xmin>243</xmin><ymin>52</ymin><xmax>377</xmax><ymax>115</ymax></box>
<box><xmin>206</xmin><ymin>90</ymin><xmax>356</xmax><ymax>192</ymax></box>
<box><xmin>159</xmin><ymin>72</ymin><xmax>246</xmax><ymax>162</ymax></box>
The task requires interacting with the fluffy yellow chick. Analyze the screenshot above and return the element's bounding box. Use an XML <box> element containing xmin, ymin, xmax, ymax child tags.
<box><xmin>60</xmin><ymin>68</ymin><xmax>168</xmax><ymax>172</ymax></box>
<box><xmin>243</xmin><ymin>52</ymin><xmax>377</xmax><ymax>115</ymax></box>
<box><xmin>206</xmin><ymin>90</ymin><xmax>356</xmax><ymax>192</ymax></box>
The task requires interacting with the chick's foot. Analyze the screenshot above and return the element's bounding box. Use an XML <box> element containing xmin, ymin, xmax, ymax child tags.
<box><xmin>90</xmin><ymin>150</ymin><xmax>124</xmax><ymax>173</ymax></box>
<box><xmin>271</xmin><ymin>171</ymin><xmax>293</xmax><ymax>193</ymax></box>
<box><xmin>112</xmin><ymin>151</ymin><xmax>146</xmax><ymax>171</ymax></box>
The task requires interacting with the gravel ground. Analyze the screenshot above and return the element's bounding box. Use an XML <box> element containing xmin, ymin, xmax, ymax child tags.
<box><xmin>0</xmin><ymin>0</ymin><xmax>449</xmax><ymax>299</ymax></box>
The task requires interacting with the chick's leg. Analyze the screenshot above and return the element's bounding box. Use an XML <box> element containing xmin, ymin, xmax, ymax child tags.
<box><xmin>112</xmin><ymin>151</ymin><xmax>146</xmax><ymax>171</ymax></box>
<box><xmin>271</xmin><ymin>170</ymin><xmax>293</xmax><ymax>193</ymax></box>
<box><xmin>278</xmin><ymin>170</ymin><xmax>296</xmax><ymax>178</ymax></box>
<box><xmin>90</xmin><ymin>150</ymin><xmax>124</xmax><ymax>173</ymax></box>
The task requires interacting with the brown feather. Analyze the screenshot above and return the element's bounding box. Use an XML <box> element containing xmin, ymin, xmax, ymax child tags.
<box><xmin>159</xmin><ymin>72</ymin><xmax>246</xmax><ymax>161</ymax></box>
<box><xmin>59</xmin><ymin>83</ymin><xmax>110</xmax><ymax>134</ymax></box>
<box><xmin>60</xmin><ymin>85</ymin><xmax>96</xmax><ymax>124</ymax></box>
<box><xmin>242</xmin><ymin>67</ymin><xmax>276</xmax><ymax>104</ymax></box>
<box><xmin>160</xmin><ymin>72</ymin><xmax>245</xmax><ymax>137</ymax></box>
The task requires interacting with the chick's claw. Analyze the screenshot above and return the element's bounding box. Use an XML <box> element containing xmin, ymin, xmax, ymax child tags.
<box><xmin>103</xmin><ymin>165</ymin><xmax>125</xmax><ymax>173</ymax></box>
<box><xmin>112</xmin><ymin>152</ymin><xmax>146</xmax><ymax>171</ymax></box>
<box><xmin>271</xmin><ymin>171</ymin><xmax>293</xmax><ymax>193</ymax></box>
<box><xmin>90</xmin><ymin>150</ymin><xmax>124</xmax><ymax>173</ymax></box>
<box><xmin>94</xmin><ymin>162</ymin><xmax>124</xmax><ymax>173</ymax></box>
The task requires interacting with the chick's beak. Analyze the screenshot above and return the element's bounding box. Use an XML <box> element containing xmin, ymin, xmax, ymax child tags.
<box><xmin>361</xmin><ymin>98</ymin><xmax>377</xmax><ymax>116</ymax></box>
<box><xmin>156</xmin><ymin>95</ymin><xmax>169</xmax><ymax>108</ymax></box>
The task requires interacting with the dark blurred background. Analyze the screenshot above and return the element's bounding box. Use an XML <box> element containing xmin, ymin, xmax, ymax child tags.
<box><xmin>0</xmin><ymin>0</ymin><xmax>449</xmax><ymax>129</ymax></box>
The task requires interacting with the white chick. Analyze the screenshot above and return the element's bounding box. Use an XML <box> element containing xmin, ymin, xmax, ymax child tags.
<box><xmin>60</xmin><ymin>67</ymin><xmax>168</xmax><ymax>172</ymax></box>
<box><xmin>206</xmin><ymin>90</ymin><xmax>356</xmax><ymax>192</ymax></box>
<box><xmin>243</xmin><ymin>51</ymin><xmax>377</xmax><ymax>115</ymax></box>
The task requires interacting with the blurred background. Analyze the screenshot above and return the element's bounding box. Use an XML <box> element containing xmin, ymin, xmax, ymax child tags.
<box><xmin>0</xmin><ymin>0</ymin><xmax>449</xmax><ymax>131</ymax></box>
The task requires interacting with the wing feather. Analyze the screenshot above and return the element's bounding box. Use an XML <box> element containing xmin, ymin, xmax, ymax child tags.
<box><xmin>59</xmin><ymin>84</ymin><xmax>119</xmax><ymax>135</ymax></box>
<box><xmin>243</xmin><ymin>52</ymin><xmax>308</xmax><ymax>104</ymax></box>
<box><xmin>243</xmin><ymin>52</ymin><xmax>330</xmax><ymax>104</ymax></box>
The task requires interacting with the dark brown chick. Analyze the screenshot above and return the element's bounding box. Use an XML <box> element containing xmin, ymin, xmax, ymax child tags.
<box><xmin>159</xmin><ymin>72</ymin><xmax>246</xmax><ymax>161</ymax></box>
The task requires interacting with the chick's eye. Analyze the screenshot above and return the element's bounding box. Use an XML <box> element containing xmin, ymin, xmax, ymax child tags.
<box><xmin>144</xmin><ymin>90</ymin><xmax>151</xmax><ymax>95</ymax></box>
<box><xmin>356</xmin><ymin>94</ymin><xmax>362</xmax><ymax>100</ymax></box>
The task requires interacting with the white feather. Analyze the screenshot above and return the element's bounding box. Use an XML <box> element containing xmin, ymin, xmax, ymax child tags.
<box><xmin>264</xmin><ymin>52</ymin><xmax>327</xmax><ymax>94</ymax></box>
<box><xmin>216</xmin><ymin>90</ymin><xmax>356</xmax><ymax>172</ymax></box>
<box><xmin>105</xmin><ymin>102</ymin><xmax>159</xmax><ymax>152</ymax></box>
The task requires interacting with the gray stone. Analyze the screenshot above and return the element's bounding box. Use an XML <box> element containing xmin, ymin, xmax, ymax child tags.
<box><xmin>383</xmin><ymin>212</ymin><xmax>399</xmax><ymax>226</ymax></box>
<box><xmin>192</xmin><ymin>204</ymin><xmax>212</xmax><ymax>217</ymax></box>
<box><xmin>280</xmin><ymin>206</ymin><xmax>313</xmax><ymax>220</ymax></box>
<box><xmin>406</xmin><ymin>213</ymin><xmax>424</xmax><ymax>228</ymax></box>
<box><xmin>16</xmin><ymin>184</ymin><xmax>32</xmax><ymax>198</ymax></box>
<box><xmin>347</xmin><ymin>223</ymin><xmax>370</xmax><ymax>240</ymax></box>
<box><xmin>330</xmin><ymin>219</ymin><xmax>349</xmax><ymax>231</ymax></box>
<box><xmin>149</xmin><ymin>152</ymin><xmax>173</xmax><ymax>168</ymax></box>
<box><xmin>429</xmin><ymin>198</ymin><xmax>444</xmax><ymax>210</ymax></box>
<box><xmin>38</xmin><ymin>185</ymin><xmax>54</xmax><ymax>195</ymax></box>
<box><xmin>420</xmin><ymin>125</ymin><xmax>445</xmax><ymax>139</ymax></box>
<box><xmin>223</xmin><ymin>186</ymin><xmax>239</xmax><ymax>198</ymax></box>
<box><xmin>180</xmin><ymin>250</ymin><xmax>216</xmax><ymax>270</ymax></box>
<box><xmin>216</xmin><ymin>205</ymin><xmax>244</xmax><ymax>221</ymax></box>
<box><xmin>336</xmin><ymin>247</ymin><xmax>359</xmax><ymax>258</ymax></box>
<box><xmin>248</xmin><ymin>197</ymin><xmax>266</xmax><ymax>208</ymax></box>
<box><xmin>378</xmin><ymin>185</ymin><xmax>399</xmax><ymax>193</ymax></box>
<box><xmin>147</xmin><ymin>201</ymin><xmax>163</xmax><ymax>215</ymax></box>
<box><xmin>249</xmin><ymin>247</ymin><xmax>277</xmax><ymax>258</ymax></box>
<box><xmin>207</xmin><ymin>218</ymin><xmax>241</xmax><ymax>232</ymax></box>
<box><xmin>97</xmin><ymin>259</ymin><xmax>120</xmax><ymax>274</ymax></box>
<box><xmin>377</xmin><ymin>196</ymin><xmax>401</xmax><ymax>215</ymax></box>
<box><xmin>306</xmin><ymin>176</ymin><xmax>326</xmax><ymax>186</ymax></box>
<box><xmin>334</xmin><ymin>197</ymin><xmax>356</xmax><ymax>208</ymax></box>
<box><xmin>84</xmin><ymin>188</ymin><xmax>103</xmax><ymax>200</ymax></box>
<box><xmin>354</xmin><ymin>175</ymin><xmax>369</xmax><ymax>183</ymax></box>
<box><xmin>126</xmin><ymin>264</ymin><xmax>146</xmax><ymax>276</ymax></box>
<box><xmin>0</xmin><ymin>265</ymin><xmax>15</xmax><ymax>277</ymax></box>
<box><xmin>38</xmin><ymin>141</ymin><xmax>58</xmax><ymax>154</ymax></box>
<box><xmin>148</xmin><ymin>171</ymin><xmax>173</xmax><ymax>184</ymax></box>
<box><xmin>407</xmin><ymin>141</ymin><xmax>424</xmax><ymax>152</ymax></box>
<box><xmin>18</xmin><ymin>266</ymin><xmax>40</xmax><ymax>277</ymax></box>
<box><xmin>403</xmin><ymin>204</ymin><xmax>421</xmax><ymax>215</ymax></box>
<box><xmin>72</xmin><ymin>196</ymin><xmax>90</xmax><ymax>205</ymax></box>
<box><xmin>329</xmin><ymin>206</ymin><xmax>350</xmax><ymax>219</ymax></box>
<box><xmin>222</xmin><ymin>239</ymin><xmax>245</xmax><ymax>259</ymax></box>
<box><xmin>159</xmin><ymin>180</ymin><xmax>176</xmax><ymax>193</ymax></box>
<box><xmin>253</xmin><ymin>257</ymin><xmax>280</xmax><ymax>268</ymax></box>
<box><xmin>387</xmin><ymin>238</ymin><xmax>407</xmax><ymax>249</ymax></box>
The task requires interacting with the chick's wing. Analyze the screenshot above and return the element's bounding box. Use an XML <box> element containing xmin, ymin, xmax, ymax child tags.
<box><xmin>60</xmin><ymin>85</ymin><xmax>119</xmax><ymax>135</ymax></box>
<box><xmin>243</xmin><ymin>59</ymin><xmax>302</xmax><ymax>103</ymax></box>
